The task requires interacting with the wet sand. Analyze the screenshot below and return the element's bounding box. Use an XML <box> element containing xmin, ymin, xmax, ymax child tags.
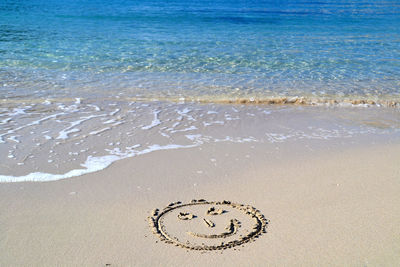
<box><xmin>1</xmin><ymin>137</ymin><xmax>399</xmax><ymax>266</ymax></box>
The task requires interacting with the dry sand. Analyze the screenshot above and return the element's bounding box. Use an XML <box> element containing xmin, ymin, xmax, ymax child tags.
<box><xmin>1</xmin><ymin>137</ymin><xmax>400</xmax><ymax>266</ymax></box>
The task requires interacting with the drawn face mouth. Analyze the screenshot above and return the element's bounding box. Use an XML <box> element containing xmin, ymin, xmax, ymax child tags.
<box><xmin>188</xmin><ymin>219</ymin><xmax>240</xmax><ymax>238</ymax></box>
<box><xmin>149</xmin><ymin>200</ymin><xmax>268</xmax><ymax>251</ymax></box>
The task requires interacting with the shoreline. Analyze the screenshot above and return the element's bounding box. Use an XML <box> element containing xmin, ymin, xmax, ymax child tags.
<box><xmin>2</xmin><ymin>95</ymin><xmax>400</xmax><ymax>108</ymax></box>
<box><xmin>1</xmin><ymin>100</ymin><xmax>399</xmax><ymax>182</ymax></box>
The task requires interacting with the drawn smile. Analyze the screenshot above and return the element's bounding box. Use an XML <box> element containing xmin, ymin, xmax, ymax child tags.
<box><xmin>188</xmin><ymin>219</ymin><xmax>240</xmax><ymax>239</ymax></box>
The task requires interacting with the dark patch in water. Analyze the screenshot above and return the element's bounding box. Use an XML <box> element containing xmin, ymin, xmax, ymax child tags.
<box><xmin>0</xmin><ymin>26</ymin><xmax>31</xmax><ymax>42</ymax></box>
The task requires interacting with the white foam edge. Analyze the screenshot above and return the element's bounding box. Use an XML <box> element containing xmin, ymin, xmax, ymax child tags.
<box><xmin>141</xmin><ymin>110</ymin><xmax>161</xmax><ymax>130</ymax></box>
<box><xmin>0</xmin><ymin>143</ymin><xmax>196</xmax><ymax>183</ymax></box>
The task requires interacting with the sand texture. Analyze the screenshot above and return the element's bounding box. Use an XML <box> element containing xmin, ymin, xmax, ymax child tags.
<box><xmin>1</xmin><ymin>138</ymin><xmax>400</xmax><ymax>266</ymax></box>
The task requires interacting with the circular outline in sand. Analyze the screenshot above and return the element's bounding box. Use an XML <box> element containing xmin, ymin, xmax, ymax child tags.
<box><xmin>149</xmin><ymin>200</ymin><xmax>268</xmax><ymax>250</ymax></box>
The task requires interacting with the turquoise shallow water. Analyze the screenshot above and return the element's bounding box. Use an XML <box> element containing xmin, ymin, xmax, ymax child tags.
<box><xmin>1</xmin><ymin>1</ymin><xmax>400</xmax><ymax>181</ymax></box>
<box><xmin>1</xmin><ymin>0</ymin><xmax>400</xmax><ymax>103</ymax></box>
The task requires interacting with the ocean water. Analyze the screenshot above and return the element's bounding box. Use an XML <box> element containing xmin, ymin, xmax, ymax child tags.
<box><xmin>1</xmin><ymin>0</ymin><xmax>400</xmax><ymax>104</ymax></box>
<box><xmin>1</xmin><ymin>1</ymin><xmax>400</xmax><ymax>182</ymax></box>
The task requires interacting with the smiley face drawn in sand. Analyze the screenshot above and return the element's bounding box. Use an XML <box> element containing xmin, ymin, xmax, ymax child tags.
<box><xmin>149</xmin><ymin>200</ymin><xmax>268</xmax><ymax>250</ymax></box>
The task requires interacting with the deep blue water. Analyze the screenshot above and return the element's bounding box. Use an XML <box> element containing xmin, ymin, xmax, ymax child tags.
<box><xmin>1</xmin><ymin>0</ymin><xmax>400</xmax><ymax>102</ymax></box>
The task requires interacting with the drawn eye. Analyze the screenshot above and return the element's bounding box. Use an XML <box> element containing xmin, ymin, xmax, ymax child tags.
<box><xmin>206</xmin><ymin>206</ymin><xmax>225</xmax><ymax>215</ymax></box>
<box><xmin>177</xmin><ymin>212</ymin><xmax>195</xmax><ymax>220</ymax></box>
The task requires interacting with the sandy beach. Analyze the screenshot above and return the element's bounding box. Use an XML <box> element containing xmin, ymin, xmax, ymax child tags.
<box><xmin>2</xmin><ymin>1</ymin><xmax>400</xmax><ymax>266</ymax></box>
<box><xmin>1</xmin><ymin>114</ymin><xmax>399</xmax><ymax>266</ymax></box>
